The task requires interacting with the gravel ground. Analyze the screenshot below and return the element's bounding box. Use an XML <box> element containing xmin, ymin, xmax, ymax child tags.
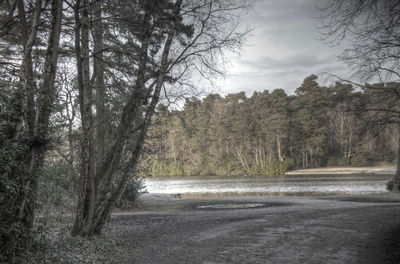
<box><xmin>107</xmin><ymin>193</ymin><xmax>400</xmax><ymax>264</ymax></box>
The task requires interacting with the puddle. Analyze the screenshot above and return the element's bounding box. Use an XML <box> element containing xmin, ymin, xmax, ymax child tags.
<box><xmin>197</xmin><ymin>203</ymin><xmax>265</xmax><ymax>210</ymax></box>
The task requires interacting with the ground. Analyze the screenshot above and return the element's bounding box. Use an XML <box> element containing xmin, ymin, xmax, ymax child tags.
<box><xmin>33</xmin><ymin>167</ymin><xmax>400</xmax><ymax>264</ymax></box>
<box><xmin>101</xmin><ymin>193</ymin><xmax>400</xmax><ymax>264</ymax></box>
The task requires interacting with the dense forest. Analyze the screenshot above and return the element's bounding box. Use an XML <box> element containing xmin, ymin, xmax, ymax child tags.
<box><xmin>139</xmin><ymin>75</ymin><xmax>398</xmax><ymax>177</ymax></box>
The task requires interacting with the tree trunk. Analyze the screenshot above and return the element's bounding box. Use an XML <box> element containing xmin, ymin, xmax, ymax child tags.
<box><xmin>24</xmin><ymin>0</ymin><xmax>63</xmax><ymax>232</ymax></box>
<box><xmin>71</xmin><ymin>0</ymin><xmax>96</xmax><ymax>236</ymax></box>
<box><xmin>91</xmin><ymin>0</ymin><xmax>110</xmax><ymax>209</ymax></box>
<box><xmin>305</xmin><ymin>144</ymin><xmax>308</xmax><ymax>167</ymax></box>
<box><xmin>237</xmin><ymin>150</ymin><xmax>250</xmax><ymax>174</ymax></box>
<box><xmin>92</xmin><ymin>1</ymin><xmax>106</xmax><ymax>169</ymax></box>
<box><xmin>348</xmin><ymin>128</ymin><xmax>352</xmax><ymax>158</ymax></box>
<box><xmin>276</xmin><ymin>131</ymin><xmax>283</xmax><ymax>162</ymax></box>
<box><xmin>15</xmin><ymin>0</ymin><xmax>43</xmax><ymax>251</ymax></box>
<box><xmin>391</xmin><ymin>124</ymin><xmax>400</xmax><ymax>192</ymax></box>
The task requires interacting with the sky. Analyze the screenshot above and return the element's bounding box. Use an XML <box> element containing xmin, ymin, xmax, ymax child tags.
<box><xmin>217</xmin><ymin>0</ymin><xmax>351</xmax><ymax>96</ymax></box>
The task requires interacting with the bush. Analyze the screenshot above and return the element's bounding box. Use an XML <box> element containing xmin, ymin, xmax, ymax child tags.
<box><xmin>327</xmin><ymin>156</ymin><xmax>352</xmax><ymax>167</ymax></box>
<box><xmin>168</xmin><ymin>162</ymin><xmax>186</xmax><ymax>177</ymax></box>
<box><xmin>267</xmin><ymin>161</ymin><xmax>288</xmax><ymax>176</ymax></box>
<box><xmin>218</xmin><ymin>156</ymin><xmax>240</xmax><ymax>176</ymax></box>
<box><xmin>387</xmin><ymin>180</ymin><xmax>394</xmax><ymax>191</ymax></box>
<box><xmin>137</xmin><ymin>159</ymin><xmax>187</xmax><ymax>177</ymax></box>
<box><xmin>117</xmin><ymin>176</ymin><xmax>146</xmax><ymax>209</ymax></box>
<box><xmin>37</xmin><ymin>160</ymin><xmax>77</xmax><ymax>215</ymax></box>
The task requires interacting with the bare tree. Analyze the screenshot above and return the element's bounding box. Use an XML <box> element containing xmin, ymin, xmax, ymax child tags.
<box><xmin>320</xmin><ymin>0</ymin><xmax>400</xmax><ymax>191</ymax></box>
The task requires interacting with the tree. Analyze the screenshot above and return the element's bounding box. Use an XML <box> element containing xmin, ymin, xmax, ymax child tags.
<box><xmin>70</xmin><ymin>0</ymin><xmax>251</xmax><ymax>237</ymax></box>
<box><xmin>320</xmin><ymin>0</ymin><xmax>400</xmax><ymax>190</ymax></box>
<box><xmin>294</xmin><ymin>75</ymin><xmax>330</xmax><ymax>166</ymax></box>
<box><xmin>0</xmin><ymin>0</ymin><xmax>63</xmax><ymax>260</ymax></box>
<box><xmin>326</xmin><ymin>82</ymin><xmax>358</xmax><ymax>164</ymax></box>
<box><xmin>268</xmin><ymin>89</ymin><xmax>290</xmax><ymax>163</ymax></box>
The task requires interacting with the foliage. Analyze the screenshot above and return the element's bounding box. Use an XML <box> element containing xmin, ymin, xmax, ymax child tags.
<box><xmin>140</xmin><ymin>76</ymin><xmax>398</xmax><ymax>177</ymax></box>
<box><xmin>117</xmin><ymin>176</ymin><xmax>147</xmax><ymax>209</ymax></box>
<box><xmin>0</xmin><ymin>0</ymin><xmax>63</xmax><ymax>260</ymax></box>
<box><xmin>0</xmin><ymin>90</ymin><xmax>32</xmax><ymax>262</ymax></box>
<box><xmin>387</xmin><ymin>180</ymin><xmax>394</xmax><ymax>191</ymax></box>
<box><xmin>139</xmin><ymin>160</ymin><xmax>187</xmax><ymax>177</ymax></box>
<box><xmin>24</xmin><ymin>216</ymin><xmax>132</xmax><ymax>264</ymax></box>
<box><xmin>267</xmin><ymin>161</ymin><xmax>289</xmax><ymax>176</ymax></box>
<box><xmin>37</xmin><ymin>159</ymin><xmax>77</xmax><ymax>215</ymax></box>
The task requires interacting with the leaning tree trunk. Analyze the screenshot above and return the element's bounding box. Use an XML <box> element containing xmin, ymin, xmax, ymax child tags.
<box><xmin>91</xmin><ymin>10</ymin><xmax>180</xmax><ymax>234</ymax></box>
<box><xmin>70</xmin><ymin>4</ymin><xmax>152</xmax><ymax>236</ymax></box>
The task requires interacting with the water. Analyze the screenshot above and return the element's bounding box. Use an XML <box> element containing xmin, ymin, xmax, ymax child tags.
<box><xmin>145</xmin><ymin>173</ymin><xmax>392</xmax><ymax>196</ymax></box>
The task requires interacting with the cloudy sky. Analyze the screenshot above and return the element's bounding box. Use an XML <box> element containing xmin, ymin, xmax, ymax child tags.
<box><xmin>218</xmin><ymin>0</ymin><xmax>351</xmax><ymax>96</ymax></box>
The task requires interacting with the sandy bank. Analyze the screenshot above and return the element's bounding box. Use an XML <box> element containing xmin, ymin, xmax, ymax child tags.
<box><xmin>285</xmin><ymin>167</ymin><xmax>396</xmax><ymax>175</ymax></box>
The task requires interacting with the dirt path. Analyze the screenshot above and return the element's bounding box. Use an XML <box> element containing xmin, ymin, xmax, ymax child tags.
<box><xmin>111</xmin><ymin>194</ymin><xmax>400</xmax><ymax>264</ymax></box>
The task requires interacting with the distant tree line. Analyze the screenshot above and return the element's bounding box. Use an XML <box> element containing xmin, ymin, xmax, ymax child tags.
<box><xmin>139</xmin><ymin>74</ymin><xmax>398</xmax><ymax>177</ymax></box>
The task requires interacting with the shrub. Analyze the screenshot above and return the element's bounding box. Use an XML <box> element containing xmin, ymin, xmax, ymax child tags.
<box><xmin>168</xmin><ymin>162</ymin><xmax>186</xmax><ymax>177</ymax></box>
<box><xmin>327</xmin><ymin>156</ymin><xmax>352</xmax><ymax>167</ymax></box>
<box><xmin>37</xmin><ymin>159</ymin><xmax>77</xmax><ymax>215</ymax></box>
<box><xmin>267</xmin><ymin>161</ymin><xmax>288</xmax><ymax>176</ymax></box>
<box><xmin>117</xmin><ymin>176</ymin><xmax>146</xmax><ymax>209</ymax></box>
<box><xmin>386</xmin><ymin>180</ymin><xmax>394</xmax><ymax>191</ymax></box>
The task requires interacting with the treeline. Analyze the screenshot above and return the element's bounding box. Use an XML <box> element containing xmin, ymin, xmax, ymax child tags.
<box><xmin>139</xmin><ymin>75</ymin><xmax>398</xmax><ymax>177</ymax></box>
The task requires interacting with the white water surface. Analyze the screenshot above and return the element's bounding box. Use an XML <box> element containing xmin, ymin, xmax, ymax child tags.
<box><xmin>145</xmin><ymin>168</ymin><xmax>394</xmax><ymax>196</ymax></box>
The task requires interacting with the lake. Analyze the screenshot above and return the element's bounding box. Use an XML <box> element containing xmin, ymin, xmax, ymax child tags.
<box><xmin>145</xmin><ymin>171</ymin><xmax>394</xmax><ymax>197</ymax></box>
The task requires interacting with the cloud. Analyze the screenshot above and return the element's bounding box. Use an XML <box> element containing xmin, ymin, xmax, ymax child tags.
<box><xmin>245</xmin><ymin>0</ymin><xmax>320</xmax><ymax>29</ymax></box>
<box><xmin>218</xmin><ymin>0</ymin><xmax>352</xmax><ymax>96</ymax></box>
<box><xmin>219</xmin><ymin>57</ymin><xmax>352</xmax><ymax>96</ymax></box>
<box><xmin>240</xmin><ymin>53</ymin><xmax>333</xmax><ymax>71</ymax></box>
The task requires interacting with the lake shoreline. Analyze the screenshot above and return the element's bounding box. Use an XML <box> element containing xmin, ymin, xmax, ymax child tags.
<box><xmin>143</xmin><ymin>166</ymin><xmax>396</xmax><ymax>179</ymax></box>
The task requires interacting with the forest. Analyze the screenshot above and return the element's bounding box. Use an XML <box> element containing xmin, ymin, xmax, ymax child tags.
<box><xmin>140</xmin><ymin>75</ymin><xmax>398</xmax><ymax>177</ymax></box>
